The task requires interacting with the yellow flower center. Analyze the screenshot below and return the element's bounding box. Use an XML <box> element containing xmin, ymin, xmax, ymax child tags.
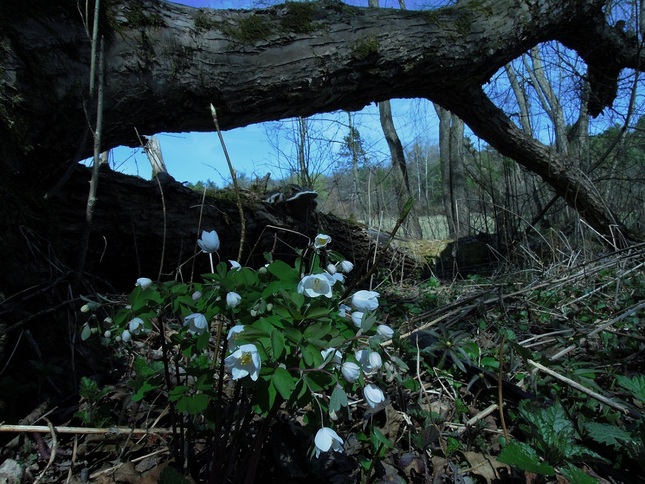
<box><xmin>240</xmin><ymin>352</ymin><xmax>252</xmax><ymax>365</ymax></box>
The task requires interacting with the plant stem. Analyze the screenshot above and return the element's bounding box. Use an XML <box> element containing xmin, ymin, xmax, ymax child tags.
<box><xmin>210</xmin><ymin>104</ymin><xmax>246</xmax><ymax>262</ymax></box>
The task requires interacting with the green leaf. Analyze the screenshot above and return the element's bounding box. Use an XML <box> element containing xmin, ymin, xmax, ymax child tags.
<box><xmin>272</xmin><ymin>367</ymin><xmax>295</xmax><ymax>400</ymax></box>
<box><xmin>498</xmin><ymin>441</ymin><xmax>555</xmax><ymax>475</ymax></box>
<box><xmin>134</xmin><ymin>357</ymin><xmax>165</xmax><ymax>378</ymax></box>
<box><xmin>301</xmin><ymin>344</ymin><xmax>322</xmax><ymax>367</ymax></box>
<box><xmin>329</xmin><ymin>385</ymin><xmax>348</xmax><ymax>414</ymax></box>
<box><xmin>231</xmin><ymin>267</ymin><xmax>259</xmax><ymax>287</ymax></box>
<box><xmin>519</xmin><ymin>402</ymin><xmax>575</xmax><ymax>454</ymax></box>
<box><xmin>616</xmin><ymin>374</ymin><xmax>645</xmax><ymax>402</ymax></box>
<box><xmin>80</xmin><ymin>323</ymin><xmax>92</xmax><ymax>341</ymax></box>
<box><xmin>304</xmin><ymin>306</ymin><xmax>333</xmax><ymax>320</ymax></box>
<box><xmin>559</xmin><ymin>464</ymin><xmax>599</xmax><ymax>484</ymax></box>
<box><xmin>268</xmin><ymin>260</ymin><xmax>298</xmax><ymax>283</ymax></box>
<box><xmin>585</xmin><ymin>422</ymin><xmax>635</xmax><ymax>448</ymax></box>
<box><xmin>371</xmin><ymin>427</ymin><xmax>395</xmax><ymax>451</ymax></box>
<box><xmin>303</xmin><ymin>322</ymin><xmax>331</xmax><ymax>341</ymax></box>
<box><xmin>132</xmin><ymin>380</ymin><xmax>162</xmax><ymax>402</ymax></box>
<box><xmin>271</xmin><ymin>330</ymin><xmax>285</xmax><ymax>359</ymax></box>
<box><xmin>175</xmin><ymin>393</ymin><xmax>210</xmax><ymax>415</ymax></box>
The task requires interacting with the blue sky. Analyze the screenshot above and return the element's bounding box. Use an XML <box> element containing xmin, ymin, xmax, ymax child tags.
<box><xmin>92</xmin><ymin>0</ymin><xmax>445</xmax><ymax>186</ymax></box>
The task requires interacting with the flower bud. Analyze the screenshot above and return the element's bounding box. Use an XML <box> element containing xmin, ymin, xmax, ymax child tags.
<box><xmin>341</xmin><ymin>362</ymin><xmax>361</xmax><ymax>383</ymax></box>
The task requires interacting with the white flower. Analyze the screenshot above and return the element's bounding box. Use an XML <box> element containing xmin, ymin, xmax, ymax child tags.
<box><xmin>326</xmin><ymin>271</ymin><xmax>345</xmax><ymax>285</ymax></box>
<box><xmin>341</xmin><ymin>361</ymin><xmax>361</xmax><ymax>383</ymax></box>
<box><xmin>364</xmin><ymin>383</ymin><xmax>386</xmax><ymax>409</ymax></box>
<box><xmin>226</xmin><ymin>291</ymin><xmax>241</xmax><ymax>308</ymax></box>
<box><xmin>313</xmin><ymin>234</ymin><xmax>332</xmax><ymax>249</ymax></box>
<box><xmin>104</xmin><ymin>330</ymin><xmax>111</xmax><ymax>338</ymax></box>
<box><xmin>227</xmin><ymin>324</ymin><xmax>245</xmax><ymax>350</ymax></box>
<box><xmin>350</xmin><ymin>311</ymin><xmax>364</xmax><ymax>329</ymax></box>
<box><xmin>128</xmin><ymin>317</ymin><xmax>145</xmax><ymax>336</ymax></box>
<box><xmin>321</xmin><ymin>348</ymin><xmax>342</xmax><ymax>366</ymax></box>
<box><xmin>229</xmin><ymin>260</ymin><xmax>241</xmax><ymax>271</ymax></box>
<box><xmin>339</xmin><ymin>260</ymin><xmax>354</xmax><ymax>273</ymax></box>
<box><xmin>192</xmin><ymin>291</ymin><xmax>202</xmax><ymax>301</ymax></box>
<box><xmin>326</xmin><ymin>263</ymin><xmax>337</xmax><ymax>275</ymax></box>
<box><xmin>121</xmin><ymin>329</ymin><xmax>132</xmax><ymax>343</ymax></box>
<box><xmin>135</xmin><ymin>277</ymin><xmax>153</xmax><ymax>290</ymax></box>
<box><xmin>297</xmin><ymin>274</ymin><xmax>333</xmax><ymax>298</ymax></box>
<box><xmin>225</xmin><ymin>343</ymin><xmax>261</xmax><ymax>381</ymax></box>
<box><xmin>338</xmin><ymin>303</ymin><xmax>351</xmax><ymax>318</ymax></box>
<box><xmin>184</xmin><ymin>313</ymin><xmax>208</xmax><ymax>335</ymax></box>
<box><xmin>356</xmin><ymin>349</ymin><xmax>382</xmax><ymax>374</ymax></box>
<box><xmin>197</xmin><ymin>229</ymin><xmax>220</xmax><ymax>253</ymax></box>
<box><xmin>368</xmin><ymin>351</ymin><xmax>383</xmax><ymax>371</ymax></box>
<box><xmin>351</xmin><ymin>290</ymin><xmax>380</xmax><ymax>311</ymax></box>
<box><xmin>314</xmin><ymin>427</ymin><xmax>344</xmax><ymax>458</ymax></box>
<box><xmin>80</xmin><ymin>304</ymin><xmax>90</xmax><ymax>313</ymax></box>
<box><xmin>376</xmin><ymin>324</ymin><xmax>394</xmax><ymax>339</ymax></box>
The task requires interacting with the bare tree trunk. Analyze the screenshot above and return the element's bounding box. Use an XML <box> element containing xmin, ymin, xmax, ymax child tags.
<box><xmin>347</xmin><ymin>111</ymin><xmax>365</xmax><ymax>219</ymax></box>
<box><xmin>296</xmin><ymin>117</ymin><xmax>312</xmax><ymax>188</ymax></box>
<box><xmin>378</xmin><ymin>101</ymin><xmax>423</xmax><ymax>238</ymax></box>
<box><xmin>144</xmin><ymin>136</ymin><xmax>169</xmax><ymax>178</ymax></box>
<box><xmin>435</xmin><ymin>105</ymin><xmax>470</xmax><ymax>238</ymax></box>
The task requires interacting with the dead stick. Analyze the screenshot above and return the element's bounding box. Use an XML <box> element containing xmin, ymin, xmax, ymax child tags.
<box><xmin>0</xmin><ymin>424</ymin><xmax>172</xmax><ymax>435</ymax></box>
<box><xmin>527</xmin><ymin>359</ymin><xmax>640</xmax><ymax>418</ymax></box>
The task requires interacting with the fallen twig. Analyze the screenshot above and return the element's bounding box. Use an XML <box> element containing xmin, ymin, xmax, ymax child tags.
<box><xmin>0</xmin><ymin>424</ymin><xmax>172</xmax><ymax>435</ymax></box>
<box><xmin>527</xmin><ymin>359</ymin><xmax>640</xmax><ymax>418</ymax></box>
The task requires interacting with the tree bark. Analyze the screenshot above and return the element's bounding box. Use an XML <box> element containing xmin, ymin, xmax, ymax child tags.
<box><xmin>0</xmin><ymin>0</ymin><xmax>642</xmax><ymax>244</ymax></box>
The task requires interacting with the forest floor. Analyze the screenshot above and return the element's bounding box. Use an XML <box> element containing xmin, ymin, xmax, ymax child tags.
<box><xmin>1</xmin><ymin>240</ymin><xmax>644</xmax><ymax>483</ymax></box>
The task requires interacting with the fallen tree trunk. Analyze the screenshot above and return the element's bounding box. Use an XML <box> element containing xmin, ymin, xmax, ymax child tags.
<box><xmin>31</xmin><ymin>165</ymin><xmax>418</xmax><ymax>292</ymax></box>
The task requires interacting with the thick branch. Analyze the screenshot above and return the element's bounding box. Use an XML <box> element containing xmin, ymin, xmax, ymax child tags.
<box><xmin>2</xmin><ymin>0</ymin><xmax>633</xmax><ymax>170</ymax></box>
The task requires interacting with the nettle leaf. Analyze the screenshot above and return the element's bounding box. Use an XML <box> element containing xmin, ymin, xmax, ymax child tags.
<box><xmin>559</xmin><ymin>464</ymin><xmax>599</xmax><ymax>484</ymax></box>
<box><xmin>272</xmin><ymin>367</ymin><xmax>295</xmax><ymax>400</ymax></box>
<box><xmin>616</xmin><ymin>374</ymin><xmax>645</xmax><ymax>402</ymax></box>
<box><xmin>520</xmin><ymin>402</ymin><xmax>574</xmax><ymax>446</ymax></box>
<box><xmin>498</xmin><ymin>441</ymin><xmax>555</xmax><ymax>475</ymax></box>
<box><xmin>329</xmin><ymin>385</ymin><xmax>348</xmax><ymax>414</ymax></box>
<box><xmin>585</xmin><ymin>422</ymin><xmax>636</xmax><ymax>448</ymax></box>
<box><xmin>271</xmin><ymin>330</ymin><xmax>285</xmax><ymax>359</ymax></box>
